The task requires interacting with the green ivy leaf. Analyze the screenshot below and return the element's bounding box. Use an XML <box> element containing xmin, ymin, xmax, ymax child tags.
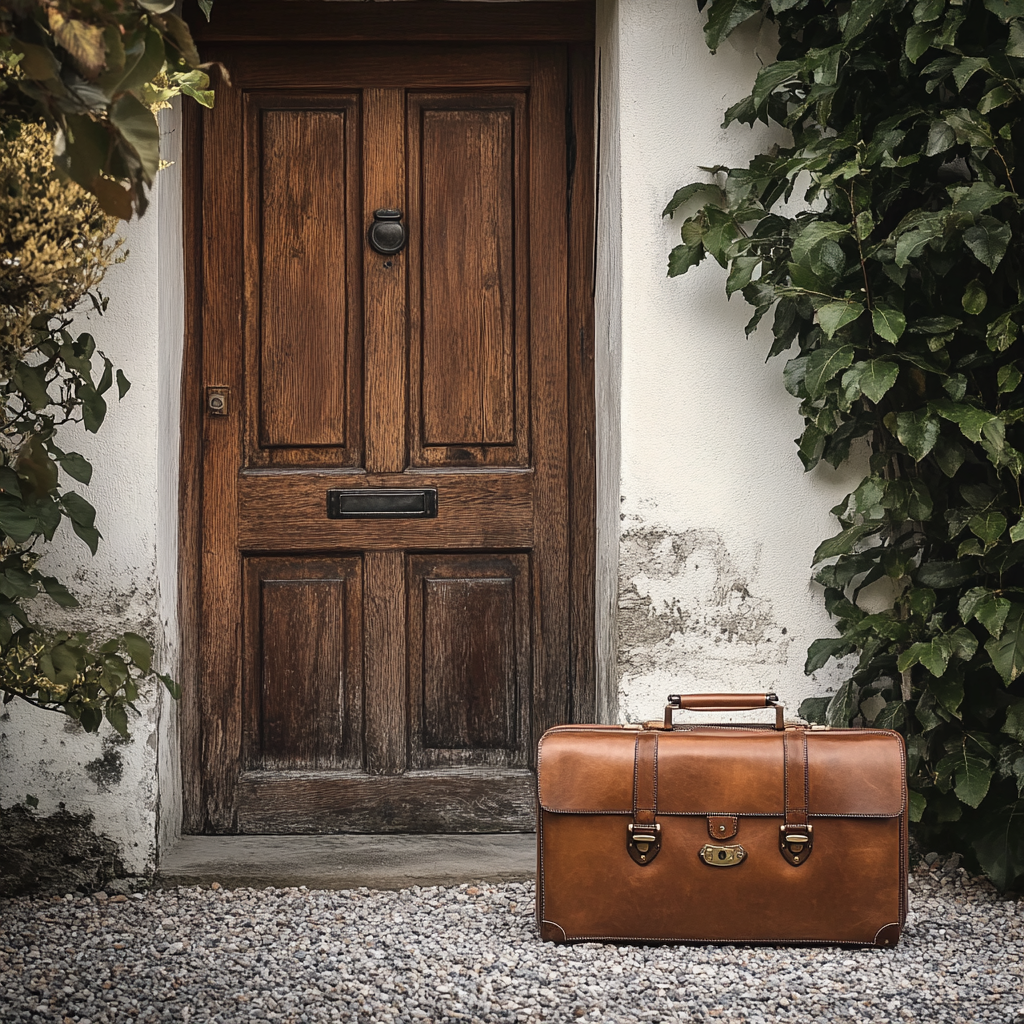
<box><xmin>122</xmin><ymin>632</ymin><xmax>152</xmax><ymax>673</ymax></box>
<box><xmin>952</xmin><ymin>752</ymin><xmax>994</xmax><ymax>807</ymax></box>
<box><xmin>703</xmin><ymin>0</ymin><xmax>761</xmax><ymax>52</ymax></box>
<box><xmin>58</xmin><ymin>453</ymin><xmax>93</xmax><ymax>485</ymax></box>
<box><xmin>817</xmin><ymin>301</ymin><xmax>865</xmax><ymax>340</ymax></box>
<box><xmin>964</xmin><ymin>221</ymin><xmax>1012</xmax><ymax>273</ymax></box>
<box><xmin>805</xmin><ymin>636</ymin><xmax>854</xmax><ymax>673</ymax></box>
<box><xmin>726</xmin><ymin>256</ymin><xmax>760</xmax><ymax>297</ymax></box>
<box><xmin>871</xmin><ymin>304</ymin><xmax>906</xmax><ymax>344</ymax></box>
<box><xmin>986</xmin><ymin>312</ymin><xmax>1018</xmax><ymax>352</ymax></box>
<box><xmin>908</xmin><ymin>790</ymin><xmax>927</xmax><ymax>823</ymax></box>
<box><xmin>812</xmin><ymin>522</ymin><xmax>879</xmax><ymax>563</ymax></box>
<box><xmin>825</xmin><ymin>679</ymin><xmax>859</xmax><ymax>726</ymax></box>
<box><xmin>998</xmin><ymin>365</ymin><xmax>1022</xmax><ymax>393</ymax></box>
<box><xmin>805</xmin><ymin>344</ymin><xmax>856</xmax><ymax>397</ymax></box>
<box><xmin>895</xmin><ymin>408</ymin><xmax>941</xmax><ymax>461</ymax></box>
<box><xmin>1003</xmin><ymin>700</ymin><xmax>1024</xmax><ymax>742</ymax></box>
<box><xmin>663</xmin><ymin>182</ymin><xmax>726</xmax><ymax>218</ymax></box>
<box><xmin>986</xmin><ymin>604</ymin><xmax>1024</xmax><ymax>684</ymax></box>
<box><xmin>963</xmin><ymin>279</ymin><xmax>988</xmax><ymax>315</ymax></box>
<box><xmin>969</xmin><ymin>511</ymin><xmax>1007</xmax><ymax>546</ymax></box>
<box><xmin>105</xmin><ymin>703</ymin><xmax>129</xmax><ymax>739</ymax></box>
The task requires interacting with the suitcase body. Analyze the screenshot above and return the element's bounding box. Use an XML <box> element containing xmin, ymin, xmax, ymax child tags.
<box><xmin>536</xmin><ymin>693</ymin><xmax>908</xmax><ymax>948</ymax></box>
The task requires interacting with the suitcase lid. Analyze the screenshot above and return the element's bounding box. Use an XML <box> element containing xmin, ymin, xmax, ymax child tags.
<box><xmin>537</xmin><ymin>727</ymin><xmax>906</xmax><ymax>818</ymax></box>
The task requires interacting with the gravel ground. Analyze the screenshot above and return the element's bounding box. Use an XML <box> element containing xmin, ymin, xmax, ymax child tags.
<box><xmin>1</xmin><ymin>855</ymin><xmax>1021</xmax><ymax>1024</ymax></box>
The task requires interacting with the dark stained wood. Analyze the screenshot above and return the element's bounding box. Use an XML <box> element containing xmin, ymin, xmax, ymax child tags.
<box><xmin>253</xmin><ymin>101</ymin><xmax>361</xmax><ymax>457</ymax></box>
<box><xmin>363</xmin><ymin>88</ymin><xmax>407</xmax><ymax>476</ymax></box>
<box><xmin>179</xmin><ymin>98</ymin><xmax>205</xmax><ymax>833</ymax></box>
<box><xmin>207</xmin><ymin>45</ymin><xmax>534</xmax><ymax>91</ymax></box>
<box><xmin>235</xmin><ymin>769</ymin><xmax>536</xmax><ymax>833</ymax></box>
<box><xmin>363</xmin><ymin>551</ymin><xmax>407</xmax><ymax>776</ymax></box>
<box><xmin>567</xmin><ymin>43</ymin><xmax>597</xmax><ymax>723</ymax></box>
<box><xmin>236</xmin><ymin>470</ymin><xmax>534</xmax><ymax>550</ymax></box>
<box><xmin>407</xmin><ymin>93</ymin><xmax>530</xmax><ymax>468</ymax></box>
<box><xmin>424</xmin><ymin>578</ymin><xmax>514</xmax><ymax>747</ymax></box>
<box><xmin>187</xmin><ymin>2</ymin><xmax>595</xmax><ymax>43</ymax></box>
<box><xmin>408</xmin><ymin>554</ymin><xmax>531</xmax><ymax>769</ymax></box>
<box><xmin>197</xmin><ymin>73</ymin><xmax>246</xmax><ymax>832</ymax></box>
<box><xmin>183</xmin><ymin>35</ymin><xmax>595</xmax><ymax>835</ymax></box>
<box><xmin>527</xmin><ymin>46</ymin><xmax>571</xmax><ymax>742</ymax></box>
<box><xmin>243</xmin><ymin>93</ymin><xmax>363</xmax><ymax>469</ymax></box>
<box><xmin>243</xmin><ymin>557</ymin><xmax>363</xmax><ymax>771</ymax></box>
<box><xmin>421</xmin><ymin>105</ymin><xmax>513</xmax><ymax>445</ymax></box>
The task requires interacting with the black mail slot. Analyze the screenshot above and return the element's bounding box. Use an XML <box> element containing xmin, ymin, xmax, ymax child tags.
<box><xmin>326</xmin><ymin>488</ymin><xmax>438</xmax><ymax>519</ymax></box>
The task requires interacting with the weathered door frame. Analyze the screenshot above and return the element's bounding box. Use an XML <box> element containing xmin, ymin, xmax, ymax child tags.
<box><xmin>177</xmin><ymin>0</ymin><xmax>596</xmax><ymax>833</ymax></box>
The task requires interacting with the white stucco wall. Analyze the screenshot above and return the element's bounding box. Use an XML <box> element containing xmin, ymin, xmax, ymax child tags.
<box><xmin>0</xmin><ymin>111</ymin><xmax>182</xmax><ymax>876</ymax></box>
<box><xmin>602</xmin><ymin>0</ymin><xmax>860</xmax><ymax>723</ymax></box>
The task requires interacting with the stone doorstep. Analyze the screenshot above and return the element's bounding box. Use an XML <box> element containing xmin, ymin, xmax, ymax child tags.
<box><xmin>157</xmin><ymin>833</ymin><xmax>537</xmax><ymax>891</ymax></box>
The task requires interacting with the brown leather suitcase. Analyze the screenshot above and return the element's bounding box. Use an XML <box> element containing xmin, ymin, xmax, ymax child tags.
<box><xmin>536</xmin><ymin>693</ymin><xmax>908</xmax><ymax>948</ymax></box>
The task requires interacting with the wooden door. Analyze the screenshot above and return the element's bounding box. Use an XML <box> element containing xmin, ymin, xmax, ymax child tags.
<box><xmin>189</xmin><ymin>42</ymin><xmax>592</xmax><ymax>833</ymax></box>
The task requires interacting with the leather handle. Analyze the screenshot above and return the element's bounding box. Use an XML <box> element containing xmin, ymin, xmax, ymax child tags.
<box><xmin>664</xmin><ymin>693</ymin><xmax>784</xmax><ymax>730</ymax></box>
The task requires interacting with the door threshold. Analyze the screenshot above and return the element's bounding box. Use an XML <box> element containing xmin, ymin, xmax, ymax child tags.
<box><xmin>157</xmin><ymin>833</ymin><xmax>535</xmax><ymax>891</ymax></box>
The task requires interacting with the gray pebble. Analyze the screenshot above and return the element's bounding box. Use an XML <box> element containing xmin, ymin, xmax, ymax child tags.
<box><xmin>0</xmin><ymin>860</ymin><xmax>1020</xmax><ymax>1023</ymax></box>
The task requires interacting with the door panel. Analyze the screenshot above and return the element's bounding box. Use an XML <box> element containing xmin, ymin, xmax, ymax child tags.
<box><xmin>243</xmin><ymin>557</ymin><xmax>363</xmax><ymax>771</ymax></box>
<box><xmin>408</xmin><ymin>553</ymin><xmax>531</xmax><ymax>768</ymax></box>
<box><xmin>407</xmin><ymin>94</ymin><xmax>528</xmax><ymax>466</ymax></box>
<box><xmin>245</xmin><ymin>94</ymin><xmax>363</xmax><ymax>467</ymax></box>
<box><xmin>194</xmin><ymin>43</ymin><xmax>584</xmax><ymax>833</ymax></box>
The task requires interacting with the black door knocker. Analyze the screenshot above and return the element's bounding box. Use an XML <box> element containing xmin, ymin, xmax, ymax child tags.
<box><xmin>368</xmin><ymin>209</ymin><xmax>407</xmax><ymax>255</ymax></box>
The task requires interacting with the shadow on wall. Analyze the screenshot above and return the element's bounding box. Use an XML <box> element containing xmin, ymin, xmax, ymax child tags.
<box><xmin>617</xmin><ymin>527</ymin><xmax>792</xmax><ymax>720</ymax></box>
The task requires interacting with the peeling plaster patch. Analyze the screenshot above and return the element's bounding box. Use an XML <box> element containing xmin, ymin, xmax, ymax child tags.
<box><xmin>84</xmin><ymin>734</ymin><xmax>130</xmax><ymax>792</ymax></box>
<box><xmin>617</xmin><ymin>527</ymin><xmax>791</xmax><ymax>722</ymax></box>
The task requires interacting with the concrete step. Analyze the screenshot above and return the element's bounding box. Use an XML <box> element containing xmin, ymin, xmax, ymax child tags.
<box><xmin>157</xmin><ymin>833</ymin><xmax>536</xmax><ymax>891</ymax></box>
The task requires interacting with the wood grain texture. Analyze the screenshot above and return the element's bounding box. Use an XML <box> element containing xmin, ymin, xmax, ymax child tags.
<box><xmin>206</xmin><ymin>45</ymin><xmax>533</xmax><ymax>91</ymax></box>
<box><xmin>363</xmin><ymin>88</ymin><xmax>407</xmax><ymax>475</ymax></box>
<box><xmin>407</xmin><ymin>93</ymin><xmax>530</xmax><ymax>468</ymax></box>
<box><xmin>421</xmin><ymin>107</ymin><xmax>513</xmax><ymax>445</ymax></box>
<box><xmin>244</xmin><ymin>93</ymin><xmax>363</xmax><ymax>469</ymax></box>
<box><xmin>187</xmin><ymin>1</ymin><xmax>595</xmax><ymax>43</ymax></box>
<box><xmin>237</xmin><ymin>470</ymin><xmax>534</xmax><ymax>550</ymax></box>
<box><xmin>243</xmin><ymin>557</ymin><xmax>363</xmax><ymax>771</ymax></box>
<box><xmin>179</xmin><ymin>98</ymin><xmax>205</xmax><ymax>832</ymax></box>
<box><xmin>567</xmin><ymin>44</ymin><xmax>597</xmax><ymax>723</ymax></box>
<box><xmin>198</xmin><ymin>76</ymin><xmax>246</xmax><ymax>832</ymax></box>
<box><xmin>258</xmin><ymin>107</ymin><xmax>352</xmax><ymax>449</ymax></box>
<box><xmin>363</xmin><ymin>550</ymin><xmax>407</xmax><ymax>775</ymax></box>
<box><xmin>527</xmin><ymin>47</ymin><xmax>571</xmax><ymax>746</ymax></box>
<box><xmin>408</xmin><ymin>554</ymin><xmax>531</xmax><ymax>769</ymax></box>
<box><xmin>235</xmin><ymin>769</ymin><xmax>536</xmax><ymax>833</ymax></box>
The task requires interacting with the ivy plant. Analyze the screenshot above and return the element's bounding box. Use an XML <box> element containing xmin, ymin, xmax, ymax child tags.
<box><xmin>669</xmin><ymin>0</ymin><xmax>1024</xmax><ymax>890</ymax></box>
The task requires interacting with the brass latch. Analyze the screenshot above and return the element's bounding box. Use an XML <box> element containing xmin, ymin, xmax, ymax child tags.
<box><xmin>779</xmin><ymin>824</ymin><xmax>813</xmax><ymax>866</ymax></box>
<box><xmin>627</xmin><ymin>822</ymin><xmax>661</xmax><ymax>865</ymax></box>
<box><xmin>699</xmin><ymin>843</ymin><xmax>746</xmax><ymax>867</ymax></box>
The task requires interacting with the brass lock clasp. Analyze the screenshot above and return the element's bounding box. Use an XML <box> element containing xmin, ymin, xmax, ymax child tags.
<box><xmin>779</xmin><ymin>824</ymin><xmax>813</xmax><ymax>866</ymax></box>
<box><xmin>627</xmin><ymin>822</ymin><xmax>662</xmax><ymax>865</ymax></box>
<box><xmin>699</xmin><ymin>843</ymin><xmax>747</xmax><ymax>867</ymax></box>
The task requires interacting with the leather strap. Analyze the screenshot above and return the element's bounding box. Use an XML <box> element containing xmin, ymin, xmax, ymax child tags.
<box><xmin>632</xmin><ymin>731</ymin><xmax>658</xmax><ymax>826</ymax></box>
<box><xmin>781</xmin><ymin>726</ymin><xmax>813</xmax><ymax>866</ymax></box>
<box><xmin>784</xmin><ymin>727</ymin><xmax>809</xmax><ymax>828</ymax></box>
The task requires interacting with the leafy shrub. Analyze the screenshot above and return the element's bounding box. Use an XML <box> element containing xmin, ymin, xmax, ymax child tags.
<box><xmin>669</xmin><ymin>0</ymin><xmax>1024</xmax><ymax>889</ymax></box>
<box><xmin>0</xmin><ymin>1</ymin><xmax>214</xmax><ymax>737</ymax></box>
<box><xmin>0</xmin><ymin>122</ymin><xmax>177</xmax><ymax>736</ymax></box>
